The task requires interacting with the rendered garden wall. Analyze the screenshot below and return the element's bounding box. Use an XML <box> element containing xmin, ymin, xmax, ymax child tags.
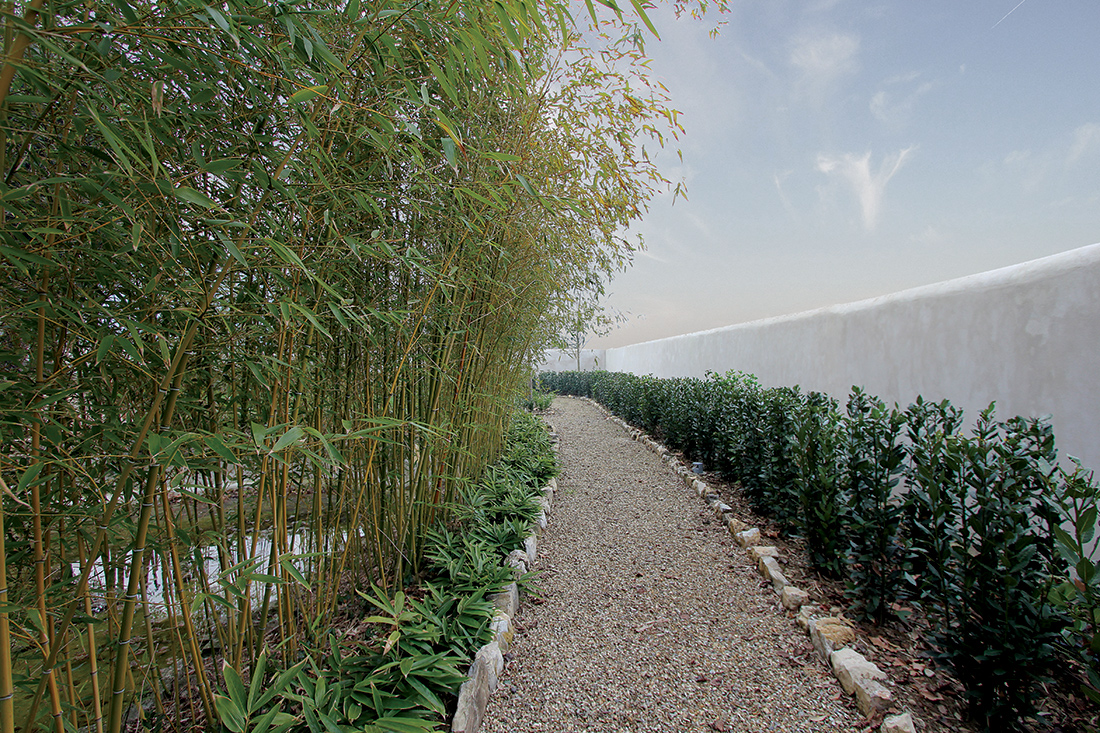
<box><xmin>545</xmin><ymin>242</ymin><xmax>1100</xmax><ymax>473</ymax></box>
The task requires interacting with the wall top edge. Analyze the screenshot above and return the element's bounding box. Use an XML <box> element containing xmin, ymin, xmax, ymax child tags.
<box><xmin>616</xmin><ymin>242</ymin><xmax>1100</xmax><ymax>350</ymax></box>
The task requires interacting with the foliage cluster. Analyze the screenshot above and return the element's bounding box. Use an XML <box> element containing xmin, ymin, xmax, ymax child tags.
<box><xmin>520</xmin><ymin>389</ymin><xmax>554</xmax><ymax>412</ymax></box>
<box><xmin>210</xmin><ymin>408</ymin><xmax>555</xmax><ymax>733</ymax></box>
<box><xmin>540</xmin><ymin>370</ymin><xmax>1100</xmax><ymax>732</ymax></box>
<box><xmin>0</xmin><ymin>0</ymin><xmax>678</xmax><ymax>729</ymax></box>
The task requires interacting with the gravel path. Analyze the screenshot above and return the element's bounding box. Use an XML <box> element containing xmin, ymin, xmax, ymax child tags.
<box><xmin>481</xmin><ymin>397</ymin><xmax>864</xmax><ymax>733</ymax></box>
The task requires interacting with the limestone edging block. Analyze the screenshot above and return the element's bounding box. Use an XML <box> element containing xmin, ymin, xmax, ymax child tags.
<box><xmin>758</xmin><ymin>556</ymin><xmax>789</xmax><ymax>592</ymax></box>
<box><xmin>748</xmin><ymin>545</ymin><xmax>780</xmax><ymax>562</ymax></box>
<box><xmin>735</xmin><ymin>528</ymin><xmax>762</xmax><ymax>547</ymax></box>
<box><xmin>451</xmin><ymin>642</ymin><xmax>503</xmax><ymax>733</ymax></box>
<box><xmin>490</xmin><ymin>612</ymin><xmax>514</xmax><ymax>654</ymax></box>
<box><xmin>809</xmin><ymin>616</ymin><xmax>856</xmax><ymax>661</ymax></box>
<box><xmin>451</xmin><ymin>473</ymin><xmax>555</xmax><ymax>733</ymax></box>
<box><xmin>830</xmin><ymin>647</ymin><xmax>887</xmax><ymax>695</ymax></box>
<box><xmin>882</xmin><ymin>712</ymin><xmax>916</xmax><ymax>733</ymax></box>
<box><xmin>779</xmin><ymin>586</ymin><xmax>810</xmax><ymax>610</ymax></box>
<box><xmin>505</xmin><ymin>549</ymin><xmax>527</xmax><ymax>577</ymax></box>
<box><xmin>523</xmin><ymin>533</ymin><xmax>537</xmax><ymax>565</ymax></box>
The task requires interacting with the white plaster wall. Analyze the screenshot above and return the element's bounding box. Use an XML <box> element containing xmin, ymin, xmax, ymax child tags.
<box><xmin>601</xmin><ymin>243</ymin><xmax>1100</xmax><ymax>473</ymax></box>
<box><xmin>537</xmin><ymin>348</ymin><xmax>606</xmax><ymax>374</ymax></box>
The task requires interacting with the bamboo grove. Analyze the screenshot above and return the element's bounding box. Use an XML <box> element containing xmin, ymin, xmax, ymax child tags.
<box><xmin>0</xmin><ymin>0</ymin><xmax>684</xmax><ymax>730</ymax></box>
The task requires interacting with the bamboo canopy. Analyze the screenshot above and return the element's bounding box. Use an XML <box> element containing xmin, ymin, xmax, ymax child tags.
<box><xmin>0</xmin><ymin>0</ymin><xmax>685</xmax><ymax>730</ymax></box>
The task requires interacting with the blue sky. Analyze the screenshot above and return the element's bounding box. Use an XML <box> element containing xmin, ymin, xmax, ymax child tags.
<box><xmin>592</xmin><ymin>0</ymin><xmax>1100</xmax><ymax>347</ymax></box>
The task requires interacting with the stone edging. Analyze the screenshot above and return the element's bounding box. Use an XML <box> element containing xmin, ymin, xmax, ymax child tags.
<box><xmin>589</xmin><ymin>398</ymin><xmax>918</xmax><ymax>733</ymax></box>
<box><xmin>450</xmin><ymin>433</ymin><xmax>559</xmax><ymax>733</ymax></box>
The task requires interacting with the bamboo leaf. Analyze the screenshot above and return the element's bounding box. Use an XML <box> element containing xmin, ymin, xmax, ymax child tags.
<box><xmin>441</xmin><ymin>137</ymin><xmax>458</xmax><ymax>171</ymax></box>
<box><xmin>204</xmin><ymin>434</ymin><xmax>238</xmax><ymax>464</ymax></box>
<box><xmin>112</xmin><ymin>0</ymin><xmax>139</xmax><ymax>24</ymax></box>
<box><xmin>115</xmin><ymin>335</ymin><xmax>145</xmax><ymax>366</ymax></box>
<box><xmin>214</xmin><ymin>694</ymin><xmax>247</xmax><ymax>733</ymax></box>
<box><xmin>289</xmin><ymin>85</ymin><xmax>329</xmax><ymax>104</ymax></box>
<box><xmin>203</xmin><ymin>158</ymin><xmax>242</xmax><ymax>174</ymax></box>
<box><xmin>481</xmin><ymin>151</ymin><xmax>521</xmax><ymax>162</ymax></box>
<box><xmin>426</xmin><ymin>60</ymin><xmax>459</xmax><ymax>105</ymax></box>
<box><xmin>628</xmin><ymin>0</ymin><xmax>660</xmax><ymax>39</ymax></box>
<box><xmin>287</xmin><ymin>300</ymin><xmax>332</xmax><ymax>339</ymax></box>
<box><xmin>0</xmin><ymin>244</ymin><xmax>52</xmax><ymax>271</ymax></box>
<box><xmin>175</xmin><ymin>186</ymin><xmax>219</xmax><ymax>209</ymax></box>
<box><xmin>279</xmin><ymin>556</ymin><xmax>310</xmax><ymax>588</ymax></box>
<box><xmin>374</xmin><ymin>717</ymin><xmax>440</xmax><ymax>733</ymax></box>
<box><xmin>130</xmin><ymin>221</ymin><xmax>143</xmax><ymax>251</ymax></box>
<box><xmin>17</xmin><ymin>463</ymin><xmax>44</xmax><ymax>495</ymax></box>
<box><xmin>271</xmin><ymin>426</ymin><xmax>305</xmax><ymax>453</ymax></box>
<box><xmin>514</xmin><ymin>173</ymin><xmax>536</xmax><ymax>196</ymax></box>
<box><xmin>175</xmin><ymin>488</ymin><xmax>216</xmax><ymax>505</ymax></box>
<box><xmin>223</xmin><ymin>663</ymin><xmax>248</xmax><ymax>710</ymax></box>
<box><xmin>434</xmin><ymin>108</ymin><xmax>462</xmax><ymax>146</ymax></box>
<box><xmin>86</xmin><ymin>106</ymin><xmax>136</xmax><ymax>172</ymax></box>
<box><xmin>251</xmin><ymin>422</ymin><xmax>270</xmax><ymax>449</ymax></box>
<box><xmin>29</xmin><ymin>387</ymin><xmax>79</xmax><ymax>411</ymax></box>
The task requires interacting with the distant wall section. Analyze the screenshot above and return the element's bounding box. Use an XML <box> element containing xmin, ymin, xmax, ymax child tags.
<box><xmin>593</xmin><ymin>243</ymin><xmax>1100</xmax><ymax>472</ymax></box>
<box><xmin>537</xmin><ymin>348</ymin><xmax>607</xmax><ymax>374</ymax></box>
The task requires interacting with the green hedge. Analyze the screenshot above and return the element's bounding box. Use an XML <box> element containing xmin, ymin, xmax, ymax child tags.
<box><xmin>540</xmin><ymin>370</ymin><xmax>1100</xmax><ymax>732</ymax></box>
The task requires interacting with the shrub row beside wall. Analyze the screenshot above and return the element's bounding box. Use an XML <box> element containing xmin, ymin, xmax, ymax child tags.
<box><xmin>539</xmin><ymin>370</ymin><xmax>1100</xmax><ymax>733</ymax></box>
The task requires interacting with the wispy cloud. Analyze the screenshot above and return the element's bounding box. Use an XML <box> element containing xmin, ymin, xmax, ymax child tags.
<box><xmin>1000</xmin><ymin>122</ymin><xmax>1100</xmax><ymax>190</ymax></box>
<box><xmin>1067</xmin><ymin>123</ymin><xmax>1100</xmax><ymax>165</ymax></box>
<box><xmin>789</xmin><ymin>31</ymin><xmax>860</xmax><ymax>105</ymax></box>
<box><xmin>870</xmin><ymin>73</ymin><xmax>936</xmax><ymax>128</ymax></box>
<box><xmin>816</xmin><ymin>147</ymin><xmax>916</xmax><ymax>229</ymax></box>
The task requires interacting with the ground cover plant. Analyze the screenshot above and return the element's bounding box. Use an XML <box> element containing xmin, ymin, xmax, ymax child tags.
<box><xmin>212</xmin><ymin>409</ymin><xmax>556</xmax><ymax>733</ymax></box>
<box><xmin>540</xmin><ymin>370</ymin><xmax>1100</xmax><ymax>732</ymax></box>
<box><xmin>0</xmin><ymin>0</ymin><xmax>694</xmax><ymax>729</ymax></box>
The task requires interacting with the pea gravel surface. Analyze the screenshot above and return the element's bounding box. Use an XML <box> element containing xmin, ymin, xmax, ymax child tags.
<box><xmin>480</xmin><ymin>397</ymin><xmax>865</xmax><ymax>733</ymax></box>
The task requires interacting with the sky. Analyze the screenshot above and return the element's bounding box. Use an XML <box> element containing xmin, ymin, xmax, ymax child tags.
<box><xmin>589</xmin><ymin>0</ymin><xmax>1100</xmax><ymax>348</ymax></box>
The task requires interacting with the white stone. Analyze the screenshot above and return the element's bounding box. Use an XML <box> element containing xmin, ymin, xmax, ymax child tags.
<box><xmin>505</xmin><ymin>549</ymin><xmax>527</xmax><ymax>576</ymax></box>
<box><xmin>830</xmin><ymin>648</ymin><xmax>887</xmax><ymax>695</ymax></box>
<box><xmin>735</xmin><ymin>528</ymin><xmax>761</xmax><ymax>547</ymax></box>
<box><xmin>757</xmin><ymin>556</ymin><xmax>789</xmax><ymax>592</ymax></box>
<box><xmin>489</xmin><ymin>613</ymin><xmax>514</xmax><ymax>652</ymax></box>
<box><xmin>534</xmin><ymin>510</ymin><xmax>548</xmax><ymax>534</ymax></box>
<box><xmin>546</xmin><ymin>477</ymin><xmax>557</xmax><ymax>493</ymax></box>
<box><xmin>882</xmin><ymin>712</ymin><xmax>916</xmax><ymax>733</ymax></box>
<box><xmin>796</xmin><ymin>604</ymin><xmax>819</xmax><ymax>630</ymax></box>
<box><xmin>747</xmin><ymin>545</ymin><xmax>780</xmax><ymax>562</ymax></box>
<box><xmin>491</xmin><ymin>583</ymin><xmax>519</xmax><ymax>618</ymax></box>
<box><xmin>854</xmin><ymin>678</ymin><xmax>894</xmax><ymax>716</ymax></box>
<box><xmin>780</xmin><ymin>586</ymin><xmax>810</xmax><ymax>610</ymax></box>
<box><xmin>452</xmin><ymin>642</ymin><xmax>504</xmax><ymax>733</ymax></box>
<box><xmin>539</xmin><ymin>495</ymin><xmax>552</xmax><ymax>516</ymax></box>
<box><xmin>809</xmin><ymin>617</ymin><xmax>855</xmax><ymax>661</ymax></box>
<box><xmin>524</xmin><ymin>533</ymin><xmax>537</xmax><ymax>564</ymax></box>
<box><xmin>725</xmin><ymin>517</ymin><xmax>750</xmax><ymax>534</ymax></box>
<box><xmin>477</xmin><ymin>641</ymin><xmax>503</xmax><ymax>689</ymax></box>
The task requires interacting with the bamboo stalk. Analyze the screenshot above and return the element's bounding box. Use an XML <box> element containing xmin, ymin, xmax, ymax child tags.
<box><xmin>0</xmin><ymin>474</ymin><xmax>15</xmax><ymax>733</ymax></box>
<box><xmin>76</xmin><ymin>535</ymin><xmax>103</xmax><ymax>733</ymax></box>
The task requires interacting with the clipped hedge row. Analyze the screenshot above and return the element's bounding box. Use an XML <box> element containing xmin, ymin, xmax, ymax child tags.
<box><xmin>540</xmin><ymin>370</ymin><xmax>1100</xmax><ymax>732</ymax></box>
